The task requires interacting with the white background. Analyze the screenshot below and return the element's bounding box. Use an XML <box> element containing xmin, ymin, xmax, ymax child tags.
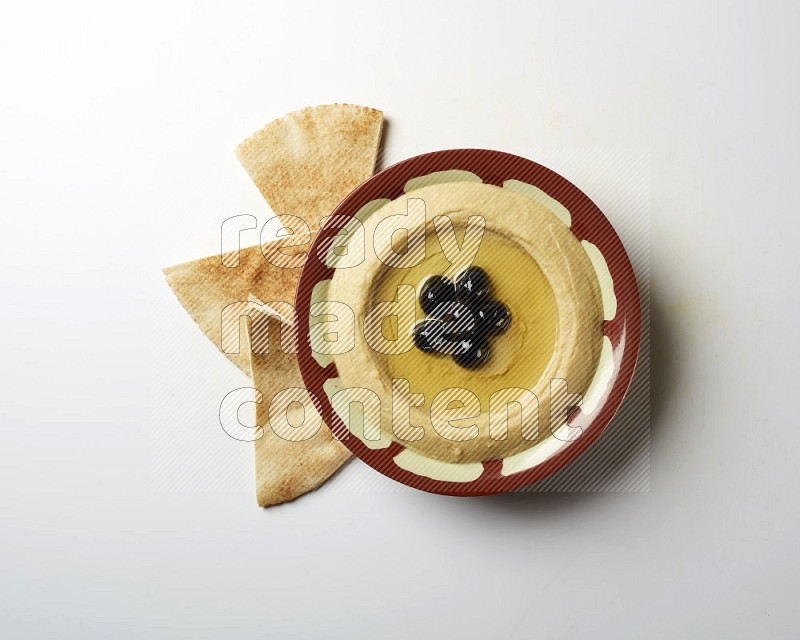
<box><xmin>1</xmin><ymin>1</ymin><xmax>798</xmax><ymax>638</ymax></box>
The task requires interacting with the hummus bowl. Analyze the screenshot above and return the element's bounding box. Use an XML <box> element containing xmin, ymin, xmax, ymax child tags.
<box><xmin>295</xmin><ymin>149</ymin><xmax>641</xmax><ymax>495</ymax></box>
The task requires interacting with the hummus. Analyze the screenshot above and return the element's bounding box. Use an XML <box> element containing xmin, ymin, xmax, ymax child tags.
<box><xmin>325</xmin><ymin>181</ymin><xmax>604</xmax><ymax>464</ymax></box>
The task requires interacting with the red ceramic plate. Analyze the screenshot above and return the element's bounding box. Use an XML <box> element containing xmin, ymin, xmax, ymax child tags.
<box><xmin>295</xmin><ymin>149</ymin><xmax>641</xmax><ymax>495</ymax></box>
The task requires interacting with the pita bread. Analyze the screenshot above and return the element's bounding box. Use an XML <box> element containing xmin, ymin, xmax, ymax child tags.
<box><xmin>162</xmin><ymin>238</ymin><xmax>309</xmax><ymax>375</ymax></box>
<box><xmin>235</xmin><ymin>104</ymin><xmax>383</xmax><ymax>231</ymax></box>
<box><xmin>245</xmin><ymin>298</ymin><xmax>351</xmax><ymax>506</ymax></box>
<box><xmin>165</xmin><ymin>104</ymin><xmax>384</xmax><ymax>370</ymax></box>
<box><xmin>163</xmin><ymin>104</ymin><xmax>382</xmax><ymax>506</ymax></box>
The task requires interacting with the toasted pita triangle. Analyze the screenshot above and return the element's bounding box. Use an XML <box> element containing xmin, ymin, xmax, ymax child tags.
<box><xmin>162</xmin><ymin>238</ymin><xmax>309</xmax><ymax>375</ymax></box>
<box><xmin>235</xmin><ymin>104</ymin><xmax>383</xmax><ymax>231</ymax></box>
<box><xmin>246</xmin><ymin>298</ymin><xmax>351</xmax><ymax>506</ymax></box>
<box><xmin>165</xmin><ymin>104</ymin><xmax>383</xmax><ymax>370</ymax></box>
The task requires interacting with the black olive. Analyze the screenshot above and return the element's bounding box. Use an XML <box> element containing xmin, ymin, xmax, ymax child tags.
<box><xmin>413</xmin><ymin>319</ymin><xmax>450</xmax><ymax>354</ymax></box>
<box><xmin>475</xmin><ymin>300</ymin><xmax>512</xmax><ymax>336</ymax></box>
<box><xmin>455</xmin><ymin>266</ymin><xmax>492</xmax><ymax>302</ymax></box>
<box><xmin>452</xmin><ymin>336</ymin><xmax>491</xmax><ymax>369</ymax></box>
<box><xmin>430</xmin><ymin>301</ymin><xmax>475</xmax><ymax>340</ymax></box>
<box><xmin>415</xmin><ymin>266</ymin><xmax>510</xmax><ymax>369</ymax></box>
<box><xmin>419</xmin><ymin>275</ymin><xmax>455</xmax><ymax>314</ymax></box>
